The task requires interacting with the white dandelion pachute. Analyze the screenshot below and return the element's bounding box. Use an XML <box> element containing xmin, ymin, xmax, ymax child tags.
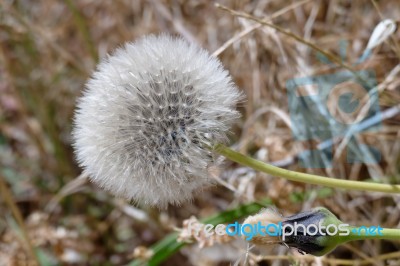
<box><xmin>73</xmin><ymin>34</ymin><xmax>242</xmax><ymax>208</ymax></box>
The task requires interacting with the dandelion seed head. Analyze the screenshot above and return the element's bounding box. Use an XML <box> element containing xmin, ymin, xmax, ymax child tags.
<box><xmin>242</xmin><ymin>208</ymin><xmax>283</xmax><ymax>246</ymax></box>
<box><xmin>73</xmin><ymin>34</ymin><xmax>242</xmax><ymax>208</ymax></box>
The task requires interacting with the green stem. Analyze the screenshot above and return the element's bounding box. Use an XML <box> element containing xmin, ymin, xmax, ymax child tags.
<box><xmin>342</xmin><ymin>226</ymin><xmax>400</xmax><ymax>242</ymax></box>
<box><xmin>215</xmin><ymin>144</ymin><xmax>400</xmax><ymax>194</ymax></box>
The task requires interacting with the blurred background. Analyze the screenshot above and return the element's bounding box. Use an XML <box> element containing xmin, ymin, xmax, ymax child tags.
<box><xmin>0</xmin><ymin>0</ymin><xmax>399</xmax><ymax>265</ymax></box>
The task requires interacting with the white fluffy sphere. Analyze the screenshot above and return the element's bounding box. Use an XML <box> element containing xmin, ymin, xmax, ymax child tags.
<box><xmin>73</xmin><ymin>34</ymin><xmax>241</xmax><ymax>207</ymax></box>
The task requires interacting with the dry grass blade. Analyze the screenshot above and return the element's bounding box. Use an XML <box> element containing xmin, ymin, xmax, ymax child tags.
<box><xmin>0</xmin><ymin>175</ymin><xmax>39</xmax><ymax>265</ymax></box>
<box><xmin>212</xmin><ymin>0</ymin><xmax>312</xmax><ymax>57</ymax></box>
<box><xmin>215</xmin><ymin>3</ymin><xmax>356</xmax><ymax>72</ymax></box>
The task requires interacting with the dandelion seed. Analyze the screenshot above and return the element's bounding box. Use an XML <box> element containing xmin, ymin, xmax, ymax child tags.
<box><xmin>242</xmin><ymin>208</ymin><xmax>284</xmax><ymax>246</ymax></box>
<box><xmin>72</xmin><ymin>34</ymin><xmax>242</xmax><ymax>208</ymax></box>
